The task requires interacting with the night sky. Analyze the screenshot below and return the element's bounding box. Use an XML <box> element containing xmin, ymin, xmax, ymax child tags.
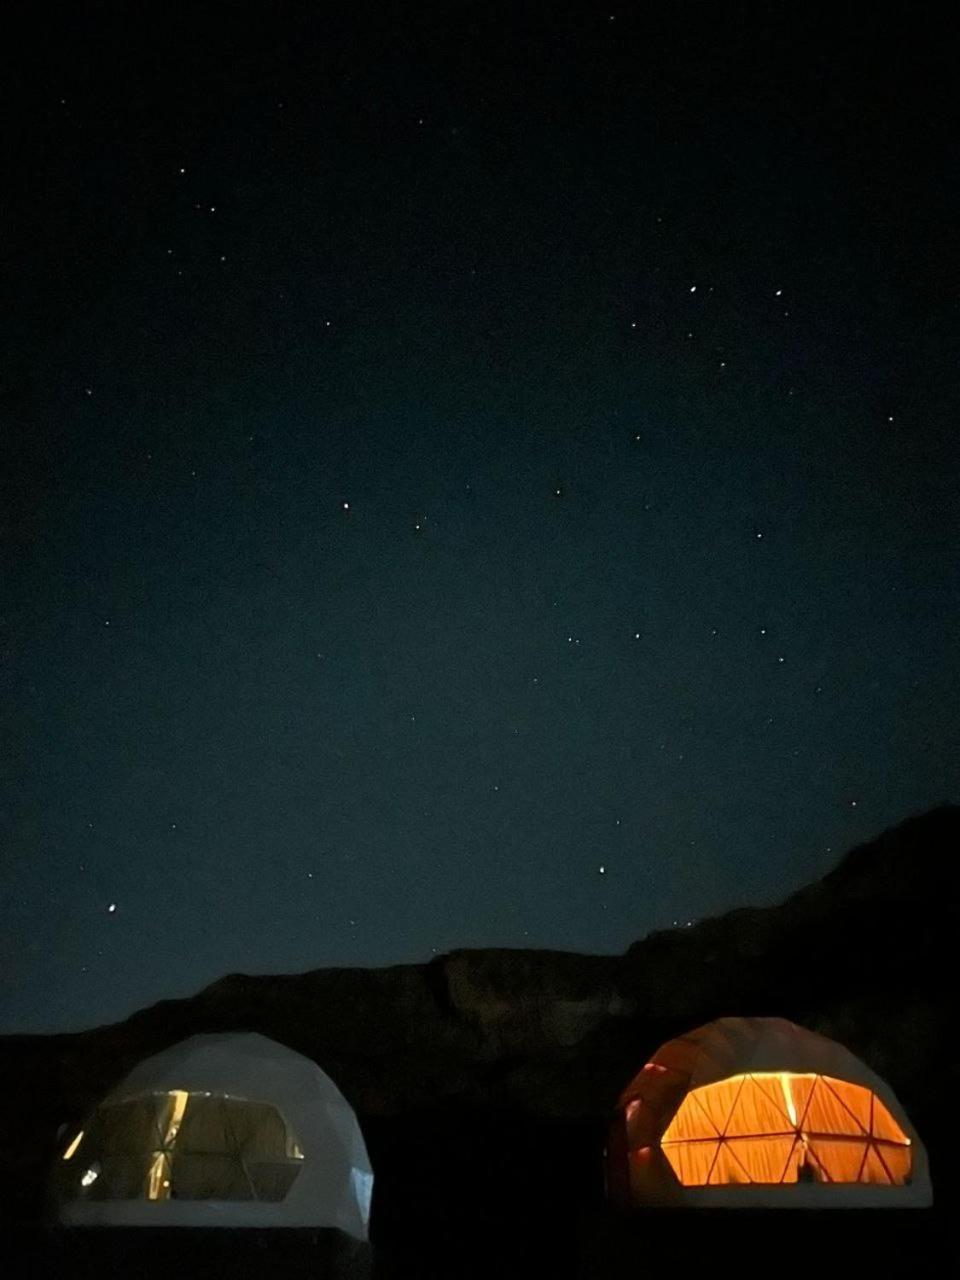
<box><xmin>3</xmin><ymin>5</ymin><xmax>957</xmax><ymax>1033</ymax></box>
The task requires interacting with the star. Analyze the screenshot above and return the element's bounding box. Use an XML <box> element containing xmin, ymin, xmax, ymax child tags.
<box><xmin>107</xmin><ymin>903</ymin><xmax>116</xmax><ymax>914</ymax></box>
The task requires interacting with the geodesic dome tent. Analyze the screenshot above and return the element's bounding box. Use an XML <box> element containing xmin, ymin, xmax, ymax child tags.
<box><xmin>51</xmin><ymin>1032</ymin><xmax>374</xmax><ymax>1237</ymax></box>
<box><xmin>607</xmin><ymin>1017</ymin><xmax>931</xmax><ymax>1208</ymax></box>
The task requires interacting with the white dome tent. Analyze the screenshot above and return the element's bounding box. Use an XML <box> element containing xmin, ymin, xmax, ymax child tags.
<box><xmin>52</xmin><ymin>1032</ymin><xmax>374</xmax><ymax>1238</ymax></box>
<box><xmin>607</xmin><ymin>1016</ymin><xmax>932</xmax><ymax>1208</ymax></box>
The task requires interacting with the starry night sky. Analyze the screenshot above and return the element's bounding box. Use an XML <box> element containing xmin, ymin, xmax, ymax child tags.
<box><xmin>3</xmin><ymin>4</ymin><xmax>957</xmax><ymax>1032</ymax></box>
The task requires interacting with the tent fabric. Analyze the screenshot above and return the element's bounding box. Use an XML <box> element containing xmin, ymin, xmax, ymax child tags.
<box><xmin>53</xmin><ymin>1032</ymin><xmax>374</xmax><ymax>1237</ymax></box>
<box><xmin>610</xmin><ymin>1017</ymin><xmax>932</xmax><ymax>1208</ymax></box>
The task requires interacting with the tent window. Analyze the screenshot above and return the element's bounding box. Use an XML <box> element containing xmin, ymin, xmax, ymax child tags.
<box><xmin>659</xmin><ymin>1073</ymin><xmax>912</xmax><ymax>1187</ymax></box>
<box><xmin>59</xmin><ymin>1092</ymin><xmax>306</xmax><ymax>1203</ymax></box>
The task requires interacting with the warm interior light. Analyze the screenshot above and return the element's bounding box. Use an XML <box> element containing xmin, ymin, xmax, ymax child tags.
<box><xmin>148</xmin><ymin>1090</ymin><xmax>190</xmax><ymax>1200</ymax></box>
<box><xmin>72</xmin><ymin>1089</ymin><xmax>309</xmax><ymax>1206</ymax></box>
<box><xmin>779</xmin><ymin>1074</ymin><xmax>798</xmax><ymax>1126</ymax></box>
<box><xmin>147</xmin><ymin>1153</ymin><xmax>167</xmax><ymax>1201</ymax></box>
<box><xmin>163</xmin><ymin>1090</ymin><xmax>189</xmax><ymax>1145</ymax></box>
<box><xmin>658</xmin><ymin>1072</ymin><xmax>911</xmax><ymax>1187</ymax></box>
<box><xmin>62</xmin><ymin>1130</ymin><xmax>84</xmax><ymax>1161</ymax></box>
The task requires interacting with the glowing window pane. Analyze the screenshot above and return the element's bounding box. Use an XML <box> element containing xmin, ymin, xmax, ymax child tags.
<box><xmin>62</xmin><ymin>1091</ymin><xmax>307</xmax><ymax>1203</ymax></box>
<box><xmin>659</xmin><ymin>1073</ymin><xmax>912</xmax><ymax>1187</ymax></box>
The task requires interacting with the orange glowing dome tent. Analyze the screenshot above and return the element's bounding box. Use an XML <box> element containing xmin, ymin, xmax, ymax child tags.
<box><xmin>607</xmin><ymin>1017</ymin><xmax>931</xmax><ymax>1208</ymax></box>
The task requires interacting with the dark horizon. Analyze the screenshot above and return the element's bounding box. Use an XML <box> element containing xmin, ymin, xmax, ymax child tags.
<box><xmin>3</xmin><ymin>3</ymin><xmax>957</xmax><ymax>1034</ymax></box>
<box><xmin>4</xmin><ymin>803</ymin><xmax>956</xmax><ymax>1042</ymax></box>
<box><xmin>5</xmin><ymin>808</ymin><xmax>957</xmax><ymax>1049</ymax></box>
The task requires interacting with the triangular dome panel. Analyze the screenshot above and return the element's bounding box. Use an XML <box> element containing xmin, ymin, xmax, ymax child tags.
<box><xmin>612</xmin><ymin>1017</ymin><xmax>932</xmax><ymax>1209</ymax></box>
<box><xmin>52</xmin><ymin>1032</ymin><xmax>374</xmax><ymax>1237</ymax></box>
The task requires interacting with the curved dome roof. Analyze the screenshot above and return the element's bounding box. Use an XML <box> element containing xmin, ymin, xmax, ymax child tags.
<box><xmin>620</xmin><ymin>1017</ymin><xmax>895</xmax><ymax>1102</ymax></box>
<box><xmin>53</xmin><ymin>1032</ymin><xmax>373</xmax><ymax>1237</ymax></box>
<box><xmin>612</xmin><ymin>1017</ymin><xmax>931</xmax><ymax>1208</ymax></box>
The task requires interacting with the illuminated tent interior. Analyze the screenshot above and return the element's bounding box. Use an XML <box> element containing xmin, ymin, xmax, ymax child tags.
<box><xmin>607</xmin><ymin>1017</ymin><xmax>931</xmax><ymax>1208</ymax></box>
<box><xmin>51</xmin><ymin>1032</ymin><xmax>374</xmax><ymax>1237</ymax></box>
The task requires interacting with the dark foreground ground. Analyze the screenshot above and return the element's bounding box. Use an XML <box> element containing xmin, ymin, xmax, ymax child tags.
<box><xmin>5</xmin><ymin>1209</ymin><xmax>948</xmax><ymax>1280</ymax></box>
